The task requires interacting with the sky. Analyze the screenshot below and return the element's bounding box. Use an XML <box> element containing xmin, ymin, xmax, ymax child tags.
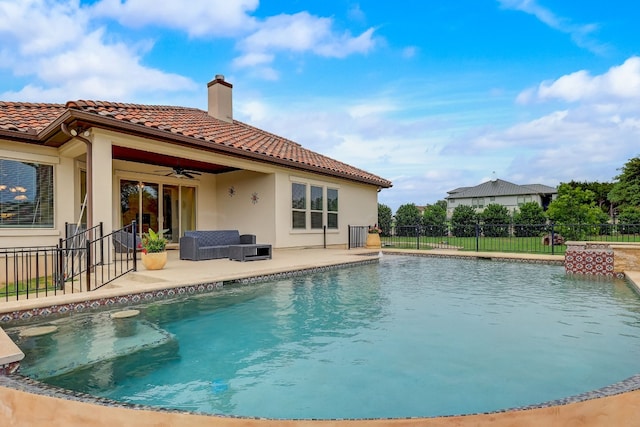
<box><xmin>1</xmin><ymin>0</ymin><xmax>639</xmax><ymax>212</ymax></box>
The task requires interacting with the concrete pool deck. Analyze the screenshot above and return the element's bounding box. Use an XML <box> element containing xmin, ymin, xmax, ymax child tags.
<box><xmin>2</xmin><ymin>248</ymin><xmax>640</xmax><ymax>427</ymax></box>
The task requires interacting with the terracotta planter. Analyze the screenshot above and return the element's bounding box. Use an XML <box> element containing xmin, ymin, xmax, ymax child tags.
<box><xmin>141</xmin><ymin>251</ymin><xmax>167</xmax><ymax>270</ymax></box>
<box><xmin>366</xmin><ymin>233</ymin><xmax>381</xmax><ymax>249</ymax></box>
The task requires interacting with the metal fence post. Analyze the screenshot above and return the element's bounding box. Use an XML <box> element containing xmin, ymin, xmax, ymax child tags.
<box><xmin>132</xmin><ymin>220</ymin><xmax>138</xmax><ymax>271</ymax></box>
<box><xmin>475</xmin><ymin>222</ymin><xmax>480</xmax><ymax>252</ymax></box>
<box><xmin>57</xmin><ymin>238</ymin><xmax>64</xmax><ymax>290</ymax></box>
<box><xmin>85</xmin><ymin>238</ymin><xmax>91</xmax><ymax>291</ymax></box>
<box><xmin>551</xmin><ymin>223</ymin><xmax>555</xmax><ymax>255</ymax></box>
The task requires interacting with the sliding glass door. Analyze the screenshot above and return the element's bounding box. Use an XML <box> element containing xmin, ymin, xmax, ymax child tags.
<box><xmin>120</xmin><ymin>180</ymin><xmax>195</xmax><ymax>241</ymax></box>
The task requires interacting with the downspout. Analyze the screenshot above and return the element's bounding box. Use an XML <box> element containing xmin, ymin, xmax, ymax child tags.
<box><xmin>60</xmin><ymin>123</ymin><xmax>93</xmax><ymax>234</ymax></box>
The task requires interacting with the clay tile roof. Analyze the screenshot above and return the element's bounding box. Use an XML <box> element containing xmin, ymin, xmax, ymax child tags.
<box><xmin>0</xmin><ymin>101</ymin><xmax>392</xmax><ymax>187</ymax></box>
<box><xmin>0</xmin><ymin>102</ymin><xmax>66</xmax><ymax>133</ymax></box>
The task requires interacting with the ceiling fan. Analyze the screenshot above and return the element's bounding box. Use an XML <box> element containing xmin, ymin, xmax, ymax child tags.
<box><xmin>155</xmin><ymin>166</ymin><xmax>202</xmax><ymax>179</ymax></box>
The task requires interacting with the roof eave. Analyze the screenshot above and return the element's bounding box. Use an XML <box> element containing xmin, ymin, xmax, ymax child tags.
<box><xmin>59</xmin><ymin>110</ymin><xmax>392</xmax><ymax>188</ymax></box>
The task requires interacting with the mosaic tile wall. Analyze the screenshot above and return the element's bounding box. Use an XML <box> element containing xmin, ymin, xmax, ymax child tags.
<box><xmin>564</xmin><ymin>243</ymin><xmax>623</xmax><ymax>279</ymax></box>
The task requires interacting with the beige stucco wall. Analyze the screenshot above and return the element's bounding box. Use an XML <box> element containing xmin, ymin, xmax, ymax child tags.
<box><xmin>215</xmin><ymin>170</ymin><xmax>276</xmax><ymax>245</ymax></box>
<box><xmin>273</xmin><ymin>172</ymin><xmax>378</xmax><ymax>249</ymax></box>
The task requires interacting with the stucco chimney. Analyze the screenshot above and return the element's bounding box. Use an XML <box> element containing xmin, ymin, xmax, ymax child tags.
<box><xmin>207</xmin><ymin>74</ymin><xmax>233</xmax><ymax>122</ymax></box>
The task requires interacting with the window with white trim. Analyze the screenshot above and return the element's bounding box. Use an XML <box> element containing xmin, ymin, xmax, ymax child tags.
<box><xmin>0</xmin><ymin>158</ymin><xmax>54</xmax><ymax>228</ymax></box>
<box><xmin>291</xmin><ymin>182</ymin><xmax>339</xmax><ymax>230</ymax></box>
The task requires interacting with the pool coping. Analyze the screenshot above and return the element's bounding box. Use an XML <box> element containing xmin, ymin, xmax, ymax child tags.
<box><xmin>2</xmin><ymin>249</ymin><xmax>640</xmax><ymax>426</ymax></box>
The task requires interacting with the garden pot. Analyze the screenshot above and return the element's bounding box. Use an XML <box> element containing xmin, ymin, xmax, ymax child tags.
<box><xmin>366</xmin><ymin>233</ymin><xmax>381</xmax><ymax>249</ymax></box>
<box><xmin>141</xmin><ymin>251</ymin><xmax>167</xmax><ymax>270</ymax></box>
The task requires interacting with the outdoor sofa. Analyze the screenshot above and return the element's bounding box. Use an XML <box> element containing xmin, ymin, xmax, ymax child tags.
<box><xmin>179</xmin><ymin>230</ymin><xmax>258</xmax><ymax>261</ymax></box>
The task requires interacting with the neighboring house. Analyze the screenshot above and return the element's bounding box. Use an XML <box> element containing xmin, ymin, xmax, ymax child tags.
<box><xmin>445</xmin><ymin>178</ymin><xmax>556</xmax><ymax>217</ymax></box>
<box><xmin>0</xmin><ymin>75</ymin><xmax>392</xmax><ymax>249</ymax></box>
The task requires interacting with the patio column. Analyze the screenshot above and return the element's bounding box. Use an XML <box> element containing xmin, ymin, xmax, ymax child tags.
<box><xmin>91</xmin><ymin>133</ymin><xmax>113</xmax><ymax>234</ymax></box>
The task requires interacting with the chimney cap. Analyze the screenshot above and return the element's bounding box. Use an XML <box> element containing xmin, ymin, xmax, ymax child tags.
<box><xmin>215</xmin><ymin>74</ymin><xmax>225</xmax><ymax>81</ymax></box>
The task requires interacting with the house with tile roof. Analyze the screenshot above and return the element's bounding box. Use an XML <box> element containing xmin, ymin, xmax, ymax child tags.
<box><xmin>0</xmin><ymin>75</ymin><xmax>391</xmax><ymax>250</ymax></box>
<box><xmin>445</xmin><ymin>178</ymin><xmax>556</xmax><ymax>218</ymax></box>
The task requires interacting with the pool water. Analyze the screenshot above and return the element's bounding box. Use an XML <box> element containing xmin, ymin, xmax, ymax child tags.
<box><xmin>9</xmin><ymin>256</ymin><xmax>640</xmax><ymax>419</ymax></box>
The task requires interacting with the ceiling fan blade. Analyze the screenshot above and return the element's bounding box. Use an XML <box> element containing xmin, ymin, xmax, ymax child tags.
<box><xmin>183</xmin><ymin>172</ymin><xmax>195</xmax><ymax>179</ymax></box>
<box><xmin>186</xmin><ymin>170</ymin><xmax>202</xmax><ymax>175</ymax></box>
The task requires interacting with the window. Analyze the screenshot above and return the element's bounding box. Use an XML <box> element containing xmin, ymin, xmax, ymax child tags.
<box><xmin>292</xmin><ymin>183</ymin><xmax>306</xmax><ymax>229</ymax></box>
<box><xmin>327</xmin><ymin>188</ymin><xmax>338</xmax><ymax>229</ymax></box>
<box><xmin>0</xmin><ymin>159</ymin><xmax>54</xmax><ymax>228</ymax></box>
<box><xmin>517</xmin><ymin>195</ymin><xmax>532</xmax><ymax>206</ymax></box>
<box><xmin>310</xmin><ymin>185</ymin><xmax>323</xmax><ymax>229</ymax></box>
<box><xmin>472</xmin><ymin>197</ymin><xmax>484</xmax><ymax>208</ymax></box>
<box><xmin>291</xmin><ymin>182</ymin><xmax>339</xmax><ymax>230</ymax></box>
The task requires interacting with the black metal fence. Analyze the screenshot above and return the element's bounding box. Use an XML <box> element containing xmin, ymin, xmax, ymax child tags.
<box><xmin>0</xmin><ymin>246</ymin><xmax>62</xmax><ymax>300</ymax></box>
<box><xmin>379</xmin><ymin>223</ymin><xmax>640</xmax><ymax>254</ymax></box>
<box><xmin>0</xmin><ymin>222</ymin><xmax>138</xmax><ymax>301</ymax></box>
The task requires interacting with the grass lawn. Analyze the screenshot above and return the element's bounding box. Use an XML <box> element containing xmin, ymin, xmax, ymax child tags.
<box><xmin>0</xmin><ymin>276</ymin><xmax>59</xmax><ymax>298</ymax></box>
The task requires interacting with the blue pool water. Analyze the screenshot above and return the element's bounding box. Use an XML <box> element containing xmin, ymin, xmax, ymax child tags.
<box><xmin>9</xmin><ymin>256</ymin><xmax>640</xmax><ymax>419</ymax></box>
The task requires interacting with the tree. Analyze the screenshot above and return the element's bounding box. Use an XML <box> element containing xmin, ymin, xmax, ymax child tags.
<box><xmin>377</xmin><ymin>203</ymin><xmax>393</xmax><ymax>237</ymax></box>
<box><xmin>394</xmin><ymin>203</ymin><xmax>422</xmax><ymax>236</ymax></box>
<box><xmin>546</xmin><ymin>183</ymin><xmax>609</xmax><ymax>239</ymax></box>
<box><xmin>609</xmin><ymin>156</ymin><xmax>640</xmax><ymax>210</ymax></box>
<box><xmin>617</xmin><ymin>206</ymin><xmax>640</xmax><ymax>234</ymax></box>
<box><xmin>565</xmin><ymin>180</ymin><xmax>613</xmax><ymax>214</ymax></box>
<box><xmin>513</xmin><ymin>202</ymin><xmax>546</xmax><ymax>237</ymax></box>
<box><xmin>480</xmin><ymin>203</ymin><xmax>510</xmax><ymax>237</ymax></box>
<box><xmin>422</xmin><ymin>200</ymin><xmax>447</xmax><ymax>236</ymax></box>
<box><xmin>451</xmin><ymin>205</ymin><xmax>477</xmax><ymax>237</ymax></box>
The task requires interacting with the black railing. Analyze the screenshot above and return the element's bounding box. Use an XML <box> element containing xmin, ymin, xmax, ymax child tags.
<box><xmin>0</xmin><ymin>222</ymin><xmax>138</xmax><ymax>301</ymax></box>
<box><xmin>348</xmin><ymin>225</ymin><xmax>369</xmax><ymax>248</ymax></box>
<box><xmin>382</xmin><ymin>223</ymin><xmax>640</xmax><ymax>255</ymax></box>
<box><xmin>89</xmin><ymin>221</ymin><xmax>137</xmax><ymax>291</ymax></box>
<box><xmin>59</xmin><ymin>222</ymin><xmax>103</xmax><ymax>290</ymax></box>
<box><xmin>0</xmin><ymin>246</ymin><xmax>62</xmax><ymax>301</ymax></box>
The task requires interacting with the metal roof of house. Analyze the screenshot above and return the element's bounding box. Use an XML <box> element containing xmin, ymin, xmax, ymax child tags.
<box><xmin>0</xmin><ymin>100</ymin><xmax>392</xmax><ymax>188</ymax></box>
<box><xmin>446</xmin><ymin>179</ymin><xmax>557</xmax><ymax>199</ymax></box>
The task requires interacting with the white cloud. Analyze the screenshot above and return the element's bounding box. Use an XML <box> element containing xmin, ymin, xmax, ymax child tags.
<box><xmin>234</xmin><ymin>12</ymin><xmax>376</xmax><ymax>71</ymax></box>
<box><xmin>497</xmin><ymin>0</ymin><xmax>606</xmax><ymax>53</ymax></box>
<box><xmin>528</xmin><ymin>57</ymin><xmax>640</xmax><ymax>104</ymax></box>
<box><xmin>0</xmin><ymin>0</ymin><xmax>88</xmax><ymax>56</ymax></box>
<box><xmin>91</xmin><ymin>0</ymin><xmax>259</xmax><ymax>37</ymax></box>
<box><xmin>0</xmin><ymin>0</ymin><xmax>197</xmax><ymax>102</ymax></box>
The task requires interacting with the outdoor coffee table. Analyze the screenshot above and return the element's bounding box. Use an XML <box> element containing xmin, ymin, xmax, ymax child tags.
<box><xmin>228</xmin><ymin>244</ymin><xmax>272</xmax><ymax>261</ymax></box>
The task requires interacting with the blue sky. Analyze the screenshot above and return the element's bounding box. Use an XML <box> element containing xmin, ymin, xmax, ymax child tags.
<box><xmin>1</xmin><ymin>0</ymin><xmax>639</xmax><ymax>212</ymax></box>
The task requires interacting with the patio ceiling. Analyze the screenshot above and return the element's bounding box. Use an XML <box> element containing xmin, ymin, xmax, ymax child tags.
<box><xmin>112</xmin><ymin>146</ymin><xmax>238</xmax><ymax>175</ymax></box>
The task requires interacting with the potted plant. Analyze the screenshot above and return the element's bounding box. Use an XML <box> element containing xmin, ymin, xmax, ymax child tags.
<box><xmin>366</xmin><ymin>224</ymin><xmax>382</xmax><ymax>249</ymax></box>
<box><xmin>139</xmin><ymin>228</ymin><xmax>168</xmax><ymax>270</ymax></box>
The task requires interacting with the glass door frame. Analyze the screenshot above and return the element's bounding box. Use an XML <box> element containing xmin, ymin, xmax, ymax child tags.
<box><xmin>119</xmin><ymin>178</ymin><xmax>196</xmax><ymax>242</ymax></box>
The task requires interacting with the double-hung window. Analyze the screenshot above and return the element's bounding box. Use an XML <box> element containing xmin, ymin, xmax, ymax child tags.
<box><xmin>310</xmin><ymin>185</ymin><xmax>323</xmax><ymax>229</ymax></box>
<box><xmin>291</xmin><ymin>182</ymin><xmax>339</xmax><ymax>230</ymax></box>
<box><xmin>292</xmin><ymin>183</ymin><xmax>306</xmax><ymax>229</ymax></box>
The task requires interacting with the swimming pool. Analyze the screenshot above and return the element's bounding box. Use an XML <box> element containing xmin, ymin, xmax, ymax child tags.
<box><xmin>8</xmin><ymin>255</ymin><xmax>640</xmax><ymax>419</ymax></box>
